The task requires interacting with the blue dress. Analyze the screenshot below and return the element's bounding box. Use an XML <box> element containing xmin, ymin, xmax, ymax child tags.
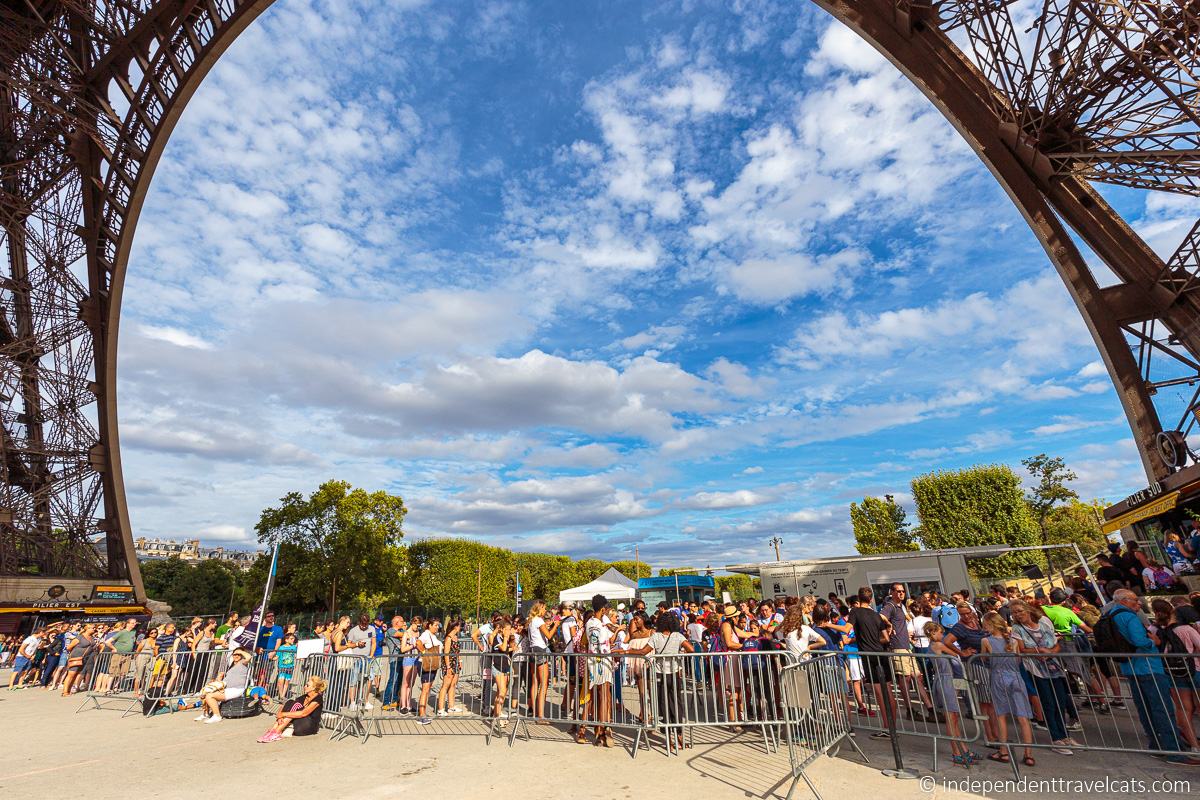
<box><xmin>929</xmin><ymin>652</ymin><xmax>960</xmax><ymax>713</ymax></box>
<box><xmin>985</xmin><ymin>635</ymin><xmax>1032</xmax><ymax>719</ymax></box>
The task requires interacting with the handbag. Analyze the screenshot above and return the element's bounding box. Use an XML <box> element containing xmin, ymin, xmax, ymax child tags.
<box><xmin>418</xmin><ymin>637</ymin><xmax>440</xmax><ymax>672</ymax></box>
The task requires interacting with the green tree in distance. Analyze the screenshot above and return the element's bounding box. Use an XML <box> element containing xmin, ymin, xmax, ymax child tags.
<box><xmin>912</xmin><ymin>465</ymin><xmax>1043</xmax><ymax>578</ymax></box>
<box><xmin>1022</xmin><ymin>453</ymin><xmax>1079</xmax><ymax>549</ymax></box>
<box><xmin>715</xmin><ymin>574</ymin><xmax>761</xmax><ymax>600</ymax></box>
<box><xmin>255</xmin><ymin>480</ymin><xmax>407</xmax><ymax>614</ymax></box>
<box><xmin>850</xmin><ymin>494</ymin><xmax>918</xmax><ymax>554</ymax></box>
<box><xmin>1043</xmin><ymin>498</ymin><xmax>1110</xmax><ymax>570</ymax></box>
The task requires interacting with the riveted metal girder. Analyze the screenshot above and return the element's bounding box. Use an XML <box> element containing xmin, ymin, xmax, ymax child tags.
<box><xmin>1</xmin><ymin>0</ymin><xmax>1198</xmax><ymax>591</ymax></box>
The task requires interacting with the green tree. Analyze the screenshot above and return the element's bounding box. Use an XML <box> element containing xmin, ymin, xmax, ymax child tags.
<box><xmin>715</xmin><ymin>574</ymin><xmax>761</xmax><ymax>600</ymax></box>
<box><xmin>1043</xmin><ymin>499</ymin><xmax>1110</xmax><ymax>569</ymax></box>
<box><xmin>1022</xmin><ymin>454</ymin><xmax>1079</xmax><ymax>548</ymax></box>
<box><xmin>572</xmin><ymin>558</ymin><xmax>609</xmax><ymax>585</ymax></box>
<box><xmin>850</xmin><ymin>494</ymin><xmax>918</xmax><ymax>554</ymax></box>
<box><xmin>911</xmin><ymin>465</ymin><xmax>1043</xmax><ymax>578</ymax></box>
<box><xmin>141</xmin><ymin>556</ymin><xmax>191</xmax><ymax>602</ymax></box>
<box><xmin>255</xmin><ymin>480</ymin><xmax>407</xmax><ymax>614</ymax></box>
<box><xmin>406</xmin><ymin>539</ymin><xmax>513</xmax><ymax>614</ymax></box>
<box><xmin>516</xmin><ymin>552</ymin><xmax>577</xmax><ymax>603</ymax></box>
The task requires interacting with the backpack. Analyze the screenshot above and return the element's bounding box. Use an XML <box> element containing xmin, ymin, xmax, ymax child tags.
<box><xmin>219</xmin><ymin>692</ymin><xmax>263</xmax><ymax>719</ymax></box>
<box><xmin>1093</xmin><ymin>608</ymin><xmax>1137</xmax><ymax>662</ymax></box>
<box><xmin>549</xmin><ymin>620</ymin><xmax>567</xmax><ymax>654</ymax></box>
<box><xmin>1162</xmin><ymin>624</ymin><xmax>1194</xmax><ymax>680</ymax></box>
<box><xmin>933</xmin><ymin>604</ymin><xmax>959</xmax><ymax>629</ymax></box>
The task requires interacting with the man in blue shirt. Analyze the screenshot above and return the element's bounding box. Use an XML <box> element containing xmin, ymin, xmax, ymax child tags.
<box><xmin>1107</xmin><ymin>589</ymin><xmax>1200</xmax><ymax>765</ymax></box>
<box><xmin>255</xmin><ymin>611</ymin><xmax>284</xmax><ymax>654</ymax></box>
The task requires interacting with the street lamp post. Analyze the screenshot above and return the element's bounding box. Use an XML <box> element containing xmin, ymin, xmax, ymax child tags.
<box><xmin>769</xmin><ymin>536</ymin><xmax>784</xmax><ymax>561</ymax></box>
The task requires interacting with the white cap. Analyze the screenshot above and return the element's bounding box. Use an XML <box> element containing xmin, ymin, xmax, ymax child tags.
<box><xmin>617</xmin><ymin>603</ymin><xmax>626</xmax><ymax>610</ymax></box>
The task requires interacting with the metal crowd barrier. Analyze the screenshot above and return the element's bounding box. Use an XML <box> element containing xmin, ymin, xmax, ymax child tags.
<box><xmin>780</xmin><ymin>653</ymin><xmax>865</xmax><ymax>800</ymax></box>
<box><xmin>76</xmin><ymin>648</ymin><xmax>277</xmax><ymax>719</ymax></box>
<box><xmin>508</xmin><ymin>651</ymin><xmax>652</xmax><ymax>755</ymax></box>
<box><xmin>348</xmin><ymin>651</ymin><xmax>510</xmax><ymax>743</ymax></box>
<box><xmin>964</xmin><ymin>650</ymin><xmax>1200</xmax><ymax>779</ymax></box>
<box><xmin>841</xmin><ymin>649</ymin><xmax>984</xmax><ymax>771</ymax></box>
<box><xmin>646</xmin><ymin>649</ymin><xmax>794</xmax><ymax>755</ymax></box>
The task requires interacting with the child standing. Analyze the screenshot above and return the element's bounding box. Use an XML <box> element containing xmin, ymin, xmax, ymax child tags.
<box><xmin>275</xmin><ymin>633</ymin><xmax>298</xmax><ymax>700</ymax></box>
<box><xmin>980</xmin><ymin>612</ymin><xmax>1035</xmax><ymax>766</ymax></box>
<box><xmin>925</xmin><ymin>621</ymin><xmax>976</xmax><ymax>767</ymax></box>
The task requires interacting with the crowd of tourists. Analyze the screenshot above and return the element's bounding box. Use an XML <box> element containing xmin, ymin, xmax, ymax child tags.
<box><xmin>6</xmin><ymin>540</ymin><xmax>1200</xmax><ymax>763</ymax></box>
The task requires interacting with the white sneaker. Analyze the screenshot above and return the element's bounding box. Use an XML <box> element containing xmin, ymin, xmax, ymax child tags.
<box><xmin>362</xmin><ymin>702</ymin><xmax>373</xmax><ymax>711</ymax></box>
<box><xmin>194</xmin><ymin>715</ymin><xmax>207</xmax><ymax>722</ymax></box>
<box><xmin>449</xmin><ymin>706</ymin><xmax>464</xmax><ymax>714</ymax></box>
<box><xmin>205</xmin><ymin>715</ymin><xmax>223</xmax><ymax>724</ymax></box>
<box><xmin>436</xmin><ymin>709</ymin><xmax>447</xmax><ymax>717</ymax></box>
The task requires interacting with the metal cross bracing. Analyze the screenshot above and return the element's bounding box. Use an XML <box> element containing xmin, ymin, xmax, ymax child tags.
<box><xmin>0</xmin><ymin>0</ymin><xmax>273</xmax><ymax>595</ymax></box>
<box><xmin>2</xmin><ymin>0</ymin><xmax>1200</xmax><ymax>591</ymax></box>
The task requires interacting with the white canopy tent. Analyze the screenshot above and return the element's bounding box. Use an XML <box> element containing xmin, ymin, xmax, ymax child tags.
<box><xmin>558</xmin><ymin>567</ymin><xmax>638</xmax><ymax>603</ymax></box>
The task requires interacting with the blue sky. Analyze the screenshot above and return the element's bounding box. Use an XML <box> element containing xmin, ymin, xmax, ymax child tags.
<box><xmin>115</xmin><ymin>0</ymin><xmax>1197</xmax><ymax>570</ymax></box>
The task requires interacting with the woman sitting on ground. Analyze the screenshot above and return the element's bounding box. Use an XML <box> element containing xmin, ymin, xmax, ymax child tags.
<box><xmin>196</xmin><ymin>648</ymin><xmax>251</xmax><ymax>724</ymax></box>
<box><xmin>257</xmin><ymin>676</ymin><xmax>327</xmax><ymax>742</ymax></box>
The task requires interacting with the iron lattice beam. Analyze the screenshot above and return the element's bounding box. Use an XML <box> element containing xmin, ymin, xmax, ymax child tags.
<box><xmin>1</xmin><ymin>0</ymin><xmax>1199</xmax><ymax>589</ymax></box>
<box><xmin>0</xmin><ymin>0</ymin><xmax>273</xmax><ymax>594</ymax></box>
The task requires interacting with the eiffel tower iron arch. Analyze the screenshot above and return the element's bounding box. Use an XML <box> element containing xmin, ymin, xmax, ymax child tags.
<box><xmin>1</xmin><ymin>0</ymin><xmax>1198</xmax><ymax>596</ymax></box>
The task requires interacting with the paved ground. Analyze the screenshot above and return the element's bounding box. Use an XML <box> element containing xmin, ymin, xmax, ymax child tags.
<box><xmin>0</xmin><ymin>679</ymin><xmax>1196</xmax><ymax>799</ymax></box>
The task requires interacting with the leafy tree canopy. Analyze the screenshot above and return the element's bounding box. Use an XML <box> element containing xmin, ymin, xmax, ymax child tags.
<box><xmin>911</xmin><ymin>464</ymin><xmax>1043</xmax><ymax>578</ymax></box>
<box><xmin>851</xmin><ymin>494</ymin><xmax>918</xmax><ymax>554</ymax></box>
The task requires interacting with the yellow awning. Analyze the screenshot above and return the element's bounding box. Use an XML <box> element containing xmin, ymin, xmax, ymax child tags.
<box><xmin>1102</xmin><ymin>490</ymin><xmax>1180</xmax><ymax>534</ymax></box>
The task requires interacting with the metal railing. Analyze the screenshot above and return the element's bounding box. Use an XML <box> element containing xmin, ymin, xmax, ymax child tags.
<box><xmin>508</xmin><ymin>651</ymin><xmax>653</xmax><ymax>755</ymax></box>
<box><xmin>645</xmin><ymin>649</ymin><xmax>794</xmax><ymax>755</ymax></box>
<box><xmin>964</xmin><ymin>650</ymin><xmax>1200</xmax><ymax>778</ymax></box>
<box><xmin>780</xmin><ymin>653</ymin><xmax>865</xmax><ymax>800</ymax></box>
<box><xmin>349</xmin><ymin>651</ymin><xmax>511</xmax><ymax>743</ymax></box>
<box><xmin>841</xmin><ymin>649</ymin><xmax>986</xmax><ymax>771</ymax></box>
<box><xmin>75</xmin><ymin>647</ymin><xmax>277</xmax><ymax>718</ymax></box>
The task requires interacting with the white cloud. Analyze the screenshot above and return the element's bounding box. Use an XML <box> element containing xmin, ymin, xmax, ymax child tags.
<box><xmin>137</xmin><ymin>325</ymin><xmax>214</xmax><ymax>350</ymax></box>
<box><xmin>198</xmin><ymin>524</ymin><xmax>253</xmax><ymax>543</ymax></box>
<box><xmin>679</xmin><ymin>489</ymin><xmax>773</xmax><ymax>509</ymax></box>
<box><xmin>781</xmin><ymin>272</ymin><xmax>1090</xmax><ymax>368</ymax></box>
<box><xmin>721</xmin><ymin>248</ymin><xmax>864</xmax><ymax>304</ymax></box>
<box><xmin>523</xmin><ymin>443</ymin><xmax>622</xmax><ymax>470</ymax></box>
<box><xmin>620</xmin><ymin>324</ymin><xmax>687</xmax><ymax>352</ymax></box>
<box><xmin>653</xmin><ymin>69</ymin><xmax>732</xmax><ymax>116</ymax></box>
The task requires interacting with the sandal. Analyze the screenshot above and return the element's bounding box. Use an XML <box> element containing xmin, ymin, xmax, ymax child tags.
<box><xmin>951</xmin><ymin>753</ymin><xmax>971</xmax><ymax>768</ymax></box>
<box><xmin>988</xmin><ymin>751</ymin><xmax>1010</xmax><ymax>763</ymax></box>
<box><xmin>1022</xmin><ymin>755</ymin><xmax>1036</xmax><ymax>767</ymax></box>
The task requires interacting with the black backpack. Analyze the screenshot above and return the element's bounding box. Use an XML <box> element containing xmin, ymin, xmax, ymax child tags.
<box><xmin>219</xmin><ymin>693</ymin><xmax>263</xmax><ymax>719</ymax></box>
<box><xmin>1093</xmin><ymin>608</ymin><xmax>1137</xmax><ymax>662</ymax></box>
<box><xmin>1162</xmin><ymin>624</ymin><xmax>1194</xmax><ymax>680</ymax></box>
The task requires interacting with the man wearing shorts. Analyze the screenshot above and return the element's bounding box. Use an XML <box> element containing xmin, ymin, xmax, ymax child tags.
<box><xmin>7</xmin><ymin>630</ymin><xmax>41</xmax><ymax>689</ymax></box>
<box><xmin>881</xmin><ymin>584</ymin><xmax>935</xmax><ymax>722</ymax></box>
<box><xmin>345</xmin><ymin>615</ymin><xmax>376</xmax><ymax>710</ymax></box>
<box><xmin>848</xmin><ymin>587</ymin><xmax>896</xmax><ymax>738</ymax></box>
<box><xmin>99</xmin><ymin>618</ymin><xmax>138</xmax><ymax>693</ymax></box>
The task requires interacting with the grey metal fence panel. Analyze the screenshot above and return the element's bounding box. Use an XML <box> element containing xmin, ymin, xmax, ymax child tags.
<box><xmin>966</xmin><ymin>650</ymin><xmax>1200</xmax><ymax>778</ymax></box>
<box><xmin>780</xmin><ymin>653</ymin><xmax>865</xmax><ymax>800</ymax></box>
<box><xmin>644</xmin><ymin>650</ymin><xmax>794</xmax><ymax>756</ymax></box>
<box><xmin>507</xmin><ymin>651</ymin><xmax>652</xmax><ymax>756</ymax></box>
